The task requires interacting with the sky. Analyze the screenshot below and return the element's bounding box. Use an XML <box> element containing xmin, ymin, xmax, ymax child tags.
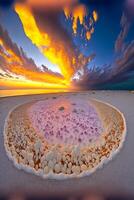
<box><xmin>0</xmin><ymin>0</ymin><xmax>134</xmax><ymax>90</ymax></box>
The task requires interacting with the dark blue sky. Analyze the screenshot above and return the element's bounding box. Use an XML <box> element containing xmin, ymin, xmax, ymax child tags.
<box><xmin>64</xmin><ymin>0</ymin><xmax>134</xmax><ymax>68</ymax></box>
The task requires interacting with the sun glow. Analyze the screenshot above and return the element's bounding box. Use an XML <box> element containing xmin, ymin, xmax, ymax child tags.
<box><xmin>0</xmin><ymin>77</ymin><xmax>69</xmax><ymax>89</ymax></box>
<box><xmin>0</xmin><ymin>34</ymin><xmax>70</xmax><ymax>89</ymax></box>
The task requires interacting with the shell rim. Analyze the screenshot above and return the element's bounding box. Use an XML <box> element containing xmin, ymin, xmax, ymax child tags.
<box><xmin>3</xmin><ymin>97</ymin><xmax>127</xmax><ymax>180</ymax></box>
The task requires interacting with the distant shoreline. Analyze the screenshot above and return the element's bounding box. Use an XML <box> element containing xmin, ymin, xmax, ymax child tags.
<box><xmin>0</xmin><ymin>89</ymin><xmax>133</xmax><ymax>98</ymax></box>
<box><xmin>0</xmin><ymin>89</ymin><xmax>73</xmax><ymax>98</ymax></box>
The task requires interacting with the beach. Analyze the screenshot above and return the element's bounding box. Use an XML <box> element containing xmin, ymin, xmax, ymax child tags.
<box><xmin>0</xmin><ymin>91</ymin><xmax>134</xmax><ymax>197</ymax></box>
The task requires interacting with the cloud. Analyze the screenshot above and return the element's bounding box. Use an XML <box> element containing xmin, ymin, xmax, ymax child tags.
<box><xmin>125</xmin><ymin>0</ymin><xmax>134</xmax><ymax>21</ymax></box>
<box><xmin>113</xmin><ymin>40</ymin><xmax>134</xmax><ymax>77</ymax></box>
<box><xmin>0</xmin><ymin>0</ymin><xmax>97</xmax><ymax>90</ymax></box>
<box><xmin>0</xmin><ymin>24</ymin><xmax>38</xmax><ymax>71</ymax></box>
<box><xmin>115</xmin><ymin>13</ymin><xmax>130</xmax><ymax>53</ymax></box>
<box><xmin>14</xmin><ymin>1</ymin><xmax>96</xmax><ymax>81</ymax></box>
<box><xmin>73</xmin><ymin>10</ymin><xmax>134</xmax><ymax>90</ymax></box>
<box><xmin>92</xmin><ymin>40</ymin><xmax>134</xmax><ymax>87</ymax></box>
<box><xmin>109</xmin><ymin>12</ymin><xmax>134</xmax><ymax>85</ymax></box>
<box><xmin>0</xmin><ymin>24</ymin><xmax>70</xmax><ymax>88</ymax></box>
<box><xmin>73</xmin><ymin>40</ymin><xmax>134</xmax><ymax>89</ymax></box>
<box><xmin>72</xmin><ymin>63</ymin><xmax>112</xmax><ymax>89</ymax></box>
<box><xmin>26</xmin><ymin>0</ymin><xmax>77</xmax><ymax>11</ymax></box>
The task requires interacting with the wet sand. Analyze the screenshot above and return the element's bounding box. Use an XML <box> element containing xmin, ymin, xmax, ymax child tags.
<box><xmin>0</xmin><ymin>91</ymin><xmax>134</xmax><ymax>197</ymax></box>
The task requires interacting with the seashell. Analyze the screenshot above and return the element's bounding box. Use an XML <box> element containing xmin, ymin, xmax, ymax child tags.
<box><xmin>54</xmin><ymin>163</ymin><xmax>61</xmax><ymax>173</ymax></box>
<box><xmin>48</xmin><ymin>160</ymin><xmax>54</xmax><ymax>169</ymax></box>
<box><xmin>29</xmin><ymin>160</ymin><xmax>34</xmax><ymax>168</ymax></box>
<box><xmin>80</xmin><ymin>164</ymin><xmax>87</xmax><ymax>172</ymax></box>
<box><xmin>34</xmin><ymin>140</ymin><xmax>42</xmax><ymax>152</ymax></box>
<box><xmin>66</xmin><ymin>168</ymin><xmax>71</xmax><ymax>174</ymax></box>
<box><xmin>72</xmin><ymin>165</ymin><xmax>80</xmax><ymax>175</ymax></box>
<box><xmin>46</xmin><ymin>151</ymin><xmax>54</xmax><ymax>161</ymax></box>
<box><xmin>68</xmin><ymin>162</ymin><xmax>72</xmax><ymax>169</ymax></box>
<box><xmin>44</xmin><ymin>166</ymin><xmax>49</xmax><ymax>174</ymax></box>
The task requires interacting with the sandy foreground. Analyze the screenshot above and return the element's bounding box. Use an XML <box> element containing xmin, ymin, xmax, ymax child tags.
<box><xmin>0</xmin><ymin>91</ymin><xmax>134</xmax><ymax>196</ymax></box>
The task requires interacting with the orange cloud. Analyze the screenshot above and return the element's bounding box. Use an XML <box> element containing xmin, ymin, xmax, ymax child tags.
<box><xmin>64</xmin><ymin>4</ymin><xmax>98</xmax><ymax>41</ymax></box>
<box><xmin>26</xmin><ymin>0</ymin><xmax>78</xmax><ymax>10</ymax></box>
<box><xmin>0</xmin><ymin>1</ymin><xmax>97</xmax><ymax>90</ymax></box>
<box><xmin>0</xmin><ymin>25</ymin><xmax>70</xmax><ymax>89</ymax></box>
<box><xmin>92</xmin><ymin>10</ymin><xmax>98</xmax><ymax>22</ymax></box>
<box><xmin>15</xmin><ymin>2</ymin><xmax>93</xmax><ymax>82</ymax></box>
<box><xmin>15</xmin><ymin>3</ymin><xmax>76</xmax><ymax>81</ymax></box>
<box><xmin>72</xmin><ymin>4</ymin><xmax>87</xmax><ymax>34</ymax></box>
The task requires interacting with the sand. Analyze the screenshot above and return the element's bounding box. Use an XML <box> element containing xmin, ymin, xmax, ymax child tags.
<box><xmin>0</xmin><ymin>91</ymin><xmax>134</xmax><ymax>197</ymax></box>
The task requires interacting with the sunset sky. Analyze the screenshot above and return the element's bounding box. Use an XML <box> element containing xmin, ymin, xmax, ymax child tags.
<box><xmin>0</xmin><ymin>0</ymin><xmax>134</xmax><ymax>90</ymax></box>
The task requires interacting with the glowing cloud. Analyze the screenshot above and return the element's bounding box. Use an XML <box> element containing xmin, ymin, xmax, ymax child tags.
<box><xmin>0</xmin><ymin>25</ymin><xmax>70</xmax><ymax>89</ymax></box>
<box><xmin>72</xmin><ymin>4</ymin><xmax>87</xmax><ymax>34</ymax></box>
<box><xmin>92</xmin><ymin>10</ymin><xmax>98</xmax><ymax>22</ymax></box>
<box><xmin>15</xmin><ymin>1</ymin><xmax>95</xmax><ymax>83</ymax></box>
<box><xmin>15</xmin><ymin>3</ymin><xmax>76</xmax><ymax>81</ymax></box>
<box><xmin>27</xmin><ymin>0</ymin><xmax>77</xmax><ymax>10</ymax></box>
<box><xmin>64</xmin><ymin>4</ymin><xmax>98</xmax><ymax>40</ymax></box>
<box><xmin>0</xmin><ymin>0</ymin><xmax>98</xmax><ymax>90</ymax></box>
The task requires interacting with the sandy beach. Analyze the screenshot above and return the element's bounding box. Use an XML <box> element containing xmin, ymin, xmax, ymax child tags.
<box><xmin>0</xmin><ymin>91</ymin><xmax>134</xmax><ymax>197</ymax></box>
